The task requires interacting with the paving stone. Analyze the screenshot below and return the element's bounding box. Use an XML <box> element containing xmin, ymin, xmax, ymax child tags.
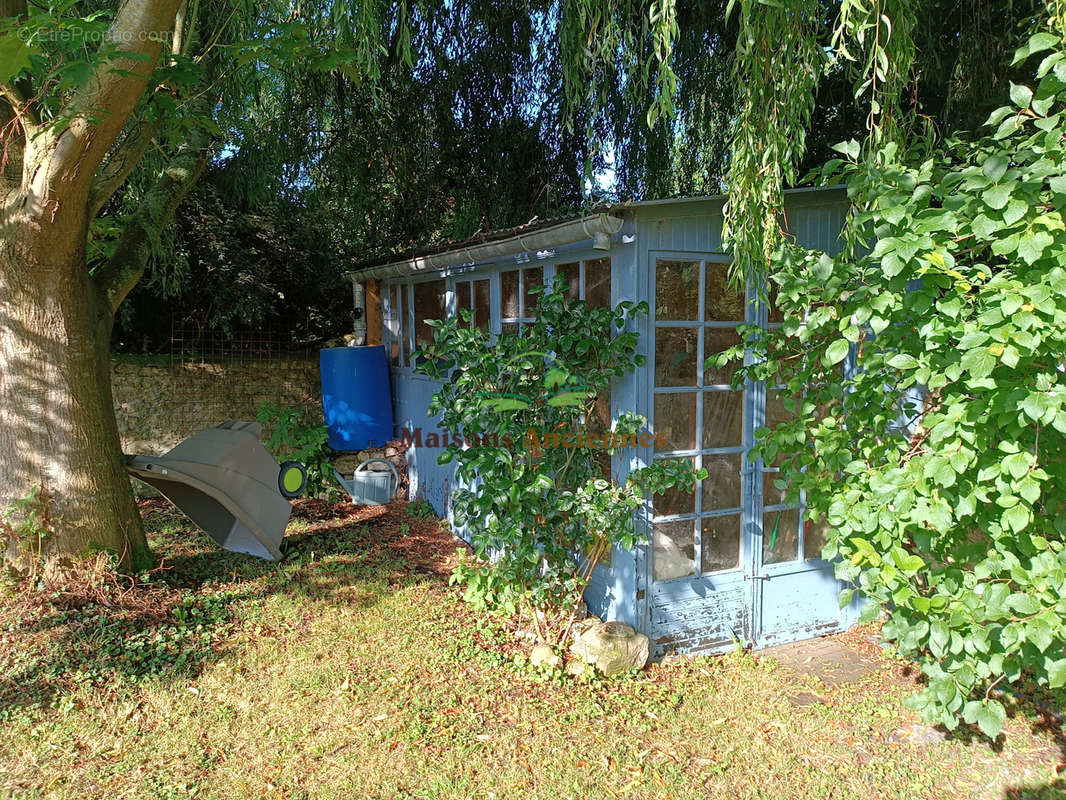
<box><xmin>761</xmin><ymin>636</ymin><xmax>880</xmax><ymax>687</ymax></box>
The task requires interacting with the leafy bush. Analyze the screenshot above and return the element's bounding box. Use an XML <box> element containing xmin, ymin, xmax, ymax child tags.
<box><xmin>256</xmin><ymin>401</ymin><xmax>336</xmax><ymax>500</ymax></box>
<box><xmin>730</xmin><ymin>30</ymin><xmax>1066</xmax><ymax>737</ymax></box>
<box><xmin>417</xmin><ymin>278</ymin><xmax>702</xmax><ymax>644</ymax></box>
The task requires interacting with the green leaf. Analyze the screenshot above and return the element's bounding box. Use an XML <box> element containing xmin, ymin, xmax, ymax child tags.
<box><xmin>1014</xmin><ymin>32</ymin><xmax>1060</xmax><ymax>65</ymax></box>
<box><xmin>824</xmin><ymin>339</ymin><xmax>849</xmax><ymax>367</ymax></box>
<box><xmin>971</xmin><ymin>214</ymin><xmax>1000</xmax><ymax>239</ymax></box>
<box><xmin>0</xmin><ymin>33</ymin><xmax>32</xmax><ymax>81</ymax></box>
<box><xmin>976</xmin><ymin>700</ymin><xmax>1006</xmax><ymax>739</ymax></box>
<box><xmin>1047</xmin><ymin>658</ymin><xmax>1066</xmax><ymax>688</ymax></box>
<box><xmin>929</xmin><ymin>621</ymin><xmax>950</xmax><ymax>658</ymax></box>
<box><xmin>1006</xmin><ymin>592</ymin><xmax>1041</xmax><ymax>615</ymax></box>
<box><xmin>1002</xmin><ymin>503</ymin><xmax>1031</xmax><ymax>534</ymax></box>
<box><xmin>1010</xmin><ymin>82</ymin><xmax>1034</xmax><ymax>109</ymax></box>
<box><xmin>982</xmin><ymin>154</ymin><xmax>1009</xmax><ymax>182</ymax></box>
<box><xmin>982</xmin><ymin>184</ymin><xmax>1013</xmax><ymax>210</ymax></box>
<box><xmin>1018</xmin><ymin>231</ymin><xmax>1054</xmax><ymax>265</ymax></box>
<box><xmin>887</xmin><ymin>353</ymin><xmax>918</xmax><ymax>370</ymax></box>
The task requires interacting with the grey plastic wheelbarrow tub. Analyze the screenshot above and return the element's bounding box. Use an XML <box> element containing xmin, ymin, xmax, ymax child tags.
<box><xmin>125</xmin><ymin>420</ymin><xmax>292</xmax><ymax>561</ymax></box>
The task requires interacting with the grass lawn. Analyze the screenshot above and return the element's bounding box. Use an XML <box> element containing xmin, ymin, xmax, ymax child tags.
<box><xmin>1</xmin><ymin>499</ymin><xmax>1063</xmax><ymax>800</ymax></box>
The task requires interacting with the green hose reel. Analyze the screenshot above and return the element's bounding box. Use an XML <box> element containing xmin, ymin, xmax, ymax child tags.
<box><xmin>278</xmin><ymin>461</ymin><xmax>308</xmax><ymax>498</ymax></box>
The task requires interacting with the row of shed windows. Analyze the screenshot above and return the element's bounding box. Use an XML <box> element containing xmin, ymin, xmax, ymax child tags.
<box><xmin>383</xmin><ymin>258</ymin><xmax>612</xmax><ymax>368</ymax></box>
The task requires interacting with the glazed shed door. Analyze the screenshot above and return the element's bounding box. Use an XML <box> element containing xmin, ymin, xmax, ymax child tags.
<box><xmin>748</xmin><ymin>297</ymin><xmax>855</xmax><ymax>647</ymax></box>
<box><xmin>646</xmin><ymin>254</ymin><xmax>853</xmax><ymax>656</ymax></box>
<box><xmin>647</xmin><ymin>254</ymin><xmax>753</xmax><ymax>654</ymax></box>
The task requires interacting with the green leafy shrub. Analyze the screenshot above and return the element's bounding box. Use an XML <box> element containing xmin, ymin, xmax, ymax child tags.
<box><xmin>730</xmin><ymin>30</ymin><xmax>1066</xmax><ymax>737</ymax></box>
<box><xmin>256</xmin><ymin>401</ymin><xmax>336</xmax><ymax>500</ymax></box>
<box><xmin>1</xmin><ymin>487</ymin><xmax>55</xmax><ymax>583</ymax></box>
<box><xmin>405</xmin><ymin>500</ymin><xmax>437</xmax><ymax>520</ymax></box>
<box><xmin>417</xmin><ymin>278</ymin><xmax>703</xmax><ymax>644</ymax></box>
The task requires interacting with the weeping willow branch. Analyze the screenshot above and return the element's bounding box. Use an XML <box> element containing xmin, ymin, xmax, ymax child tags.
<box><xmin>832</xmin><ymin>0</ymin><xmax>917</xmax><ymax>143</ymax></box>
<box><xmin>722</xmin><ymin>0</ymin><xmax>824</xmax><ymax>291</ymax></box>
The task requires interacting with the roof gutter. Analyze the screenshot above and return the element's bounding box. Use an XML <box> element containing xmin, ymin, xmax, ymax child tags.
<box><xmin>347</xmin><ymin>212</ymin><xmax>625</xmax><ymax>282</ymax></box>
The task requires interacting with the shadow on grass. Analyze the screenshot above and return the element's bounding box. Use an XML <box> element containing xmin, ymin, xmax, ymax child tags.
<box><xmin>998</xmin><ymin>683</ymin><xmax>1066</xmax><ymax>799</ymax></box>
<box><xmin>901</xmin><ymin>661</ymin><xmax>1066</xmax><ymax>798</ymax></box>
<box><xmin>0</xmin><ymin>498</ymin><xmax>457</xmax><ymax>718</ymax></box>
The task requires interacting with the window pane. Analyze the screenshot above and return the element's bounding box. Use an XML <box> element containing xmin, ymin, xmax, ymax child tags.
<box><xmin>473</xmin><ymin>279</ymin><xmax>490</xmax><ymax>329</ymax></box>
<box><xmin>501</xmin><ymin>270</ymin><xmax>519</xmax><ymax>319</ymax></box>
<box><xmin>522</xmin><ymin>266</ymin><xmax>543</xmax><ymax>316</ymax></box>
<box><xmin>413</xmin><ymin>279</ymin><xmax>445</xmax><ymax>352</ymax></box>
<box><xmin>702</xmin><ymin>452</ymin><xmax>742</xmax><ymax>512</ymax></box>
<box><xmin>704</xmin><ymin>328</ymin><xmax>741</xmax><ymax>386</ymax></box>
<box><xmin>656</xmin><ymin>259</ymin><xmax>699</xmax><ymax>320</ymax></box>
<box><xmin>653</xmin><ymin>520</ymin><xmax>696</xmax><ymax>581</ymax></box>
<box><xmin>653</xmin><ymin>457</ymin><xmax>696</xmax><ymax>517</ymax></box>
<box><xmin>589</xmin><ymin>388</ymin><xmax>611</xmax><ymax>434</ymax></box>
<box><xmin>763</xmin><ymin>469</ymin><xmax>791</xmax><ymax>507</ymax></box>
<box><xmin>389</xmin><ymin>285</ymin><xmax>401</xmax><ymax>365</ymax></box>
<box><xmin>702</xmin><ymin>515</ymin><xmax>741</xmax><ymax>573</ymax></box>
<box><xmin>500</xmin><ymin>322</ymin><xmax>519</xmax><ymax>336</ymax></box>
<box><xmin>456</xmin><ymin>280</ymin><xmax>472</xmax><ymax>324</ymax></box>
<box><xmin>768</xmin><ymin>282</ymin><xmax>785</xmax><ymax>324</ymax></box>
<box><xmin>654</xmin><ymin>392</ymin><xmax>696</xmax><ymax>451</ymax></box>
<box><xmin>705</xmin><ymin>262</ymin><xmax>745</xmax><ymax>321</ymax></box>
<box><xmin>804</xmin><ymin>515</ymin><xmax>830</xmax><ymax>561</ymax></box>
<box><xmin>558</xmin><ymin>262</ymin><xmax>580</xmax><ymax>302</ymax></box>
<box><xmin>585</xmin><ymin>257</ymin><xmax>611</xmax><ymax>308</ymax></box>
<box><xmin>703</xmin><ymin>391</ymin><xmax>742</xmax><ymax>449</ymax></box>
<box><xmin>654</xmin><ymin>327</ymin><xmax>699</xmax><ymax>387</ymax></box>
<box><xmin>763</xmin><ymin>508</ymin><xmax>800</xmax><ymax>564</ymax></box>
<box><xmin>766</xmin><ymin>390</ymin><xmax>798</xmax><ymax>427</ymax></box>
<box><xmin>765</xmin><ymin>390</ymin><xmax>797</xmax><ymax>468</ymax></box>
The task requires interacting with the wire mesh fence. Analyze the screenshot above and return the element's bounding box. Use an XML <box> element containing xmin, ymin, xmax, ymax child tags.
<box><xmin>166</xmin><ymin>315</ymin><xmax>320</xmax><ymax>373</ymax></box>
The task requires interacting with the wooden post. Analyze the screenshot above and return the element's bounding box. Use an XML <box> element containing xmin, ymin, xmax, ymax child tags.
<box><xmin>365</xmin><ymin>278</ymin><xmax>382</xmax><ymax>346</ymax></box>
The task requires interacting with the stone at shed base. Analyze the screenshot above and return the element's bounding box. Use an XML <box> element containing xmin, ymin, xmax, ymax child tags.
<box><xmin>530</xmin><ymin>643</ymin><xmax>562</xmax><ymax>670</ymax></box>
<box><xmin>564</xmin><ymin>658</ymin><xmax>588</xmax><ymax>677</ymax></box>
<box><xmin>569</xmin><ymin>619</ymin><xmax>650</xmax><ymax>677</ymax></box>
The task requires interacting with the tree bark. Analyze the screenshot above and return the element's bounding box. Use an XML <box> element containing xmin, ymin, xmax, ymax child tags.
<box><xmin>0</xmin><ymin>0</ymin><xmax>197</xmax><ymax>570</ymax></box>
<box><xmin>0</xmin><ymin>229</ymin><xmax>153</xmax><ymax>570</ymax></box>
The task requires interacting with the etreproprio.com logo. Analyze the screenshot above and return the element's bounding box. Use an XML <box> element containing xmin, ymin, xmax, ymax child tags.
<box><xmin>13</xmin><ymin>25</ymin><xmax>175</xmax><ymax>44</ymax></box>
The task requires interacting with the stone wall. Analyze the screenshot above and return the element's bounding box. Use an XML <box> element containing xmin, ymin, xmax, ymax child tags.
<box><xmin>112</xmin><ymin>355</ymin><xmax>410</xmax><ymax>502</ymax></box>
<box><xmin>112</xmin><ymin>357</ymin><xmax>322</xmax><ymax>456</ymax></box>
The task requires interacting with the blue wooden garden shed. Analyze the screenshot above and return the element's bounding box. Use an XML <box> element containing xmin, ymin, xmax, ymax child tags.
<box><xmin>351</xmin><ymin>187</ymin><xmax>861</xmax><ymax>657</ymax></box>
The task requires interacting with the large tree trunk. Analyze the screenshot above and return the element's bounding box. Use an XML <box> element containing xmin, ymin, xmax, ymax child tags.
<box><xmin>0</xmin><ymin>230</ymin><xmax>152</xmax><ymax>570</ymax></box>
<box><xmin>0</xmin><ymin>0</ymin><xmax>209</xmax><ymax>570</ymax></box>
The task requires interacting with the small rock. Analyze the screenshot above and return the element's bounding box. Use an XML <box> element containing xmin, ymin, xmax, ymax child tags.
<box><xmin>888</xmin><ymin>723</ymin><xmax>947</xmax><ymax>745</ymax></box>
<box><xmin>530</xmin><ymin>644</ymin><xmax>562</xmax><ymax>670</ymax></box>
<box><xmin>564</xmin><ymin>658</ymin><xmax>587</xmax><ymax>677</ymax></box>
<box><xmin>571</xmin><ymin>617</ymin><xmax>599</xmax><ymax>639</ymax></box>
<box><xmin>569</xmin><ymin>619</ymin><xmax>650</xmax><ymax>677</ymax></box>
<box><xmin>788</xmin><ymin>691</ymin><xmax>824</xmax><ymax>708</ymax></box>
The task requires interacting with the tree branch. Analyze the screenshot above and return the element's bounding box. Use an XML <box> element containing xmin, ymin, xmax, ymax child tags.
<box><xmin>47</xmin><ymin>0</ymin><xmax>185</xmax><ymax>194</ymax></box>
<box><xmin>92</xmin><ymin>131</ymin><xmax>208</xmax><ymax>315</ymax></box>
<box><xmin>0</xmin><ymin>0</ymin><xmax>39</xmax><ymax>132</ymax></box>
<box><xmin>87</xmin><ymin>115</ymin><xmax>160</xmax><ymax>218</ymax></box>
<box><xmin>88</xmin><ymin>1</ymin><xmax>197</xmax><ymax>219</ymax></box>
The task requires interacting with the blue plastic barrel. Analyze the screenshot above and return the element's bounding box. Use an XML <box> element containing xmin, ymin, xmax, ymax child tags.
<box><xmin>320</xmin><ymin>346</ymin><xmax>394</xmax><ymax>451</ymax></box>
